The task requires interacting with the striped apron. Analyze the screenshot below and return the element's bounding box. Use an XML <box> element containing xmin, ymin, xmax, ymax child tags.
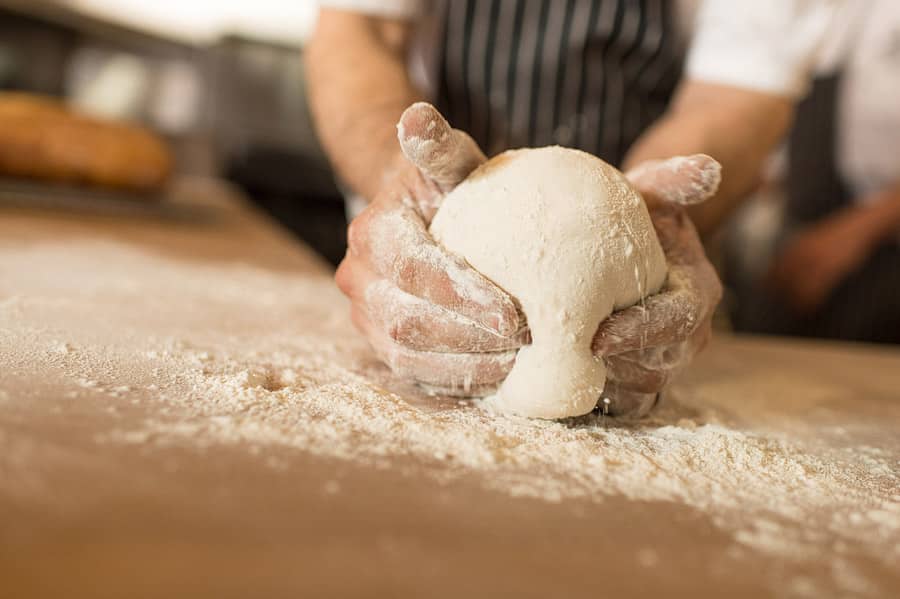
<box><xmin>432</xmin><ymin>0</ymin><xmax>682</xmax><ymax>167</ymax></box>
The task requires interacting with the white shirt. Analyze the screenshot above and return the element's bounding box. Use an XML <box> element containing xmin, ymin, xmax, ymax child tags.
<box><xmin>319</xmin><ymin>0</ymin><xmax>844</xmax><ymax>99</ymax></box>
<box><xmin>831</xmin><ymin>0</ymin><xmax>900</xmax><ymax>199</ymax></box>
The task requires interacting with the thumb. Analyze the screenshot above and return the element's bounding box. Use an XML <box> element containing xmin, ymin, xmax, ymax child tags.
<box><xmin>625</xmin><ymin>154</ymin><xmax>721</xmax><ymax>207</ymax></box>
<box><xmin>398</xmin><ymin>102</ymin><xmax>486</xmax><ymax>192</ymax></box>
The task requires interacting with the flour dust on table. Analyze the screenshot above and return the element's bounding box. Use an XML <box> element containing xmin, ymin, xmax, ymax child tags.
<box><xmin>3</xmin><ymin>230</ymin><xmax>899</xmax><ymax>598</ymax></box>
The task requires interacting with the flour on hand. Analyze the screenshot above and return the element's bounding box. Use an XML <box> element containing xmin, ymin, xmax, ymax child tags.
<box><xmin>430</xmin><ymin>147</ymin><xmax>667</xmax><ymax>419</ymax></box>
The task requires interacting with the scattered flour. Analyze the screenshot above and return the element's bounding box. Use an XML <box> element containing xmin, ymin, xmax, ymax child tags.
<box><xmin>101</xmin><ymin>345</ymin><xmax>899</xmax><ymax>573</ymax></box>
<box><xmin>3</xmin><ymin>238</ymin><xmax>899</xmax><ymax>597</ymax></box>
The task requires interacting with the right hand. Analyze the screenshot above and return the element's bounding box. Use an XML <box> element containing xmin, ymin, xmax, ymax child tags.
<box><xmin>592</xmin><ymin>155</ymin><xmax>723</xmax><ymax>416</ymax></box>
<box><xmin>335</xmin><ymin>103</ymin><xmax>526</xmax><ymax>394</ymax></box>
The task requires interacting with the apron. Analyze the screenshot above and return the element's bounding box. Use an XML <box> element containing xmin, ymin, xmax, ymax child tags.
<box><xmin>432</xmin><ymin>0</ymin><xmax>682</xmax><ymax>167</ymax></box>
<box><xmin>346</xmin><ymin>0</ymin><xmax>682</xmax><ymax>217</ymax></box>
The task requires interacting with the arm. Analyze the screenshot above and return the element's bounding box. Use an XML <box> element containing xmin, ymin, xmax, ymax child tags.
<box><xmin>627</xmin><ymin>0</ymin><xmax>845</xmax><ymax>236</ymax></box>
<box><xmin>769</xmin><ymin>182</ymin><xmax>900</xmax><ymax>313</ymax></box>
<box><xmin>304</xmin><ymin>9</ymin><xmax>422</xmax><ymax>201</ymax></box>
<box><xmin>624</xmin><ymin>80</ymin><xmax>793</xmax><ymax>236</ymax></box>
<box><xmin>604</xmin><ymin>76</ymin><xmax>795</xmax><ymax>413</ymax></box>
<box><xmin>305</xmin><ymin>11</ymin><xmax>521</xmax><ymax>380</ymax></box>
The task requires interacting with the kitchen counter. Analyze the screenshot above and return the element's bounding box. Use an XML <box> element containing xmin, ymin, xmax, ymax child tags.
<box><xmin>1</xmin><ymin>181</ymin><xmax>898</xmax><ymax>598</ymax></box>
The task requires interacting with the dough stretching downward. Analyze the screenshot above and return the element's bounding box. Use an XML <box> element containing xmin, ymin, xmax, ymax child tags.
<box><xmin>430</xmin><ymin>147</ymin><xmax>667</xmax><ymax>419</ymax></box>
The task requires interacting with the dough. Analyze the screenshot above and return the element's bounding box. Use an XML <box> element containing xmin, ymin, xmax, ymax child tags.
<box><xmin>430</xmin><ymin>147</ymin><xmax>667</xmax><ymax>419</ymax></box>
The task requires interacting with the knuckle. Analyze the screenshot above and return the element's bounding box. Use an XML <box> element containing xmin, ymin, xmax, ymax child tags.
<box><xmin>395</xmin><ymin>255</ymin><xmax>420</xmax><ymax>288</ymax></box>
<box><xmin>386</xmin><ymin>315</ymin><xmax>413</xmax><ymax>344</ymax></box>
<box><xmin>682</xmin><ymin>302</ymin><xmax>703</xmax><ymax>335</ymax></box>
<box><xmin>711</xmin><ymin>276</ymin><xmax>724</xmax><ymax>303</ymax></box>
<box><xmin>665</xmin><ymin>290</ymin><xmax>702</xmax><ymax>338</ymax></box>
<box><xmin>346</xmin><ymin>216</ymin><xmax>367</xmax><ymax>255</ymax></box>
<box><xmin>706</xmin><ymin>268</ymin><xmax>725</xmax><ymax>304</ymax></box>
<box><xmin>334</xmin><ymin>260</ymin><xmax>353</xmax><ymax>295</ymax></box>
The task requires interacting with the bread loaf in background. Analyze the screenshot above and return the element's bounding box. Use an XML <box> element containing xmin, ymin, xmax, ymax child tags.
<box><xmin>0</xmin><ymin>93</ymin><xmax>172</xmax><ymax>193</ymax></box>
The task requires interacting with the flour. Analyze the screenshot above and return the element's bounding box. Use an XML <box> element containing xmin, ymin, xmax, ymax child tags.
<box><xmin>3</xmin><ymin>238</ymin><xmax>900</xmax><ymax>596</ymax></box>
<box><xmin>367</xmin><ymin>207</ymin><xmax>517</xmax><ymax>336</ymax></box>
<box><xmin>430</xmin><ymin>147</ymin><xmax>667</xmax><ymax>418</ymax></box>
<box><xmin>102</xmin><ymin>345</ymin><xmax>899</xmax><ymax>568</ymax></box>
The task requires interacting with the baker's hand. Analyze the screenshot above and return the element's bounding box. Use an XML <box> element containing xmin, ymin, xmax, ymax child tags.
<box><xmin>767</xmin><ymin>206</ymin><xmax>873</xmax><ymax>314</ymax></box>
<box><xmin>336</xmin><ymin>102</ymin><xmax>525</xmax><ymax>393</ymax></box>
<box><xmin>592</xmin><ymin>155</ymin><xmax>723</xmax><ymax>416</ymax></box>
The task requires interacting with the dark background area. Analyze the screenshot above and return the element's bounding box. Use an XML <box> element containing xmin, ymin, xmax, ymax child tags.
<box><xmin>0</xmin><ymin>1</ymin><xmax>348</xmax><ymax>266</ymax></box>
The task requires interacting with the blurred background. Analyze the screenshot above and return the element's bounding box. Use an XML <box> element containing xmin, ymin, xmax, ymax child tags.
<box><xmin>0</xmin><ymin>0</ymin><xmax>346</xmax><ymax>263</ymax></box>
<box><xmin>1</xmin><ymin>0</ymin><xmax>897</xmax><ymax>345</ymax></box>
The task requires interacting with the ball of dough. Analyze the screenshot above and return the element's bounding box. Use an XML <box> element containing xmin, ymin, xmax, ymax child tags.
<box><xmin>430</xmin><ymin>146</ymin><xmax>667</xmax><ymax>419</ymax></box>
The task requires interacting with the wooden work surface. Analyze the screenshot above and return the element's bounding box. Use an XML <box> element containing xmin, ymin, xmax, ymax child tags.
<box><xmin>1</xmin><ymin>181</ymin><xmax>898</xmax><ymax>598</ymax></box>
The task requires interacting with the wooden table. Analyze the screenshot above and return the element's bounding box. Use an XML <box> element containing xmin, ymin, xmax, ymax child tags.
<box><xmin>1</xmin><ymin>182</ymin><xmax>898</xmax><ymax>598</ymax></box>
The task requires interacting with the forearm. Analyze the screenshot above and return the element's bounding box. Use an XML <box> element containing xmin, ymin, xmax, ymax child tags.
<box><xmin>624</xmin><ymin>81</ymin><xmax>793</xmax><ymax>237</ymax></box>
<box><xmin>305</xmin><ymin>10</ymin><xmax>422</xmax><ymax>201</ymax></box>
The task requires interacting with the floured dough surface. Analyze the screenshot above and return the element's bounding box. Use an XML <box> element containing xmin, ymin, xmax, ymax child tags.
<box><xmin>430</xmin><ymin>146</ymin><xmax>666</xmax><ymax>419</ymax></box>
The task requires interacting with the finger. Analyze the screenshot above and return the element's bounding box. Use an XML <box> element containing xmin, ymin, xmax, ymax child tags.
<box><xmin>626</xmin><ymin>154</ymin><xmax>721</xmax><ymax>207</ymax></box>
<box><xmin>350</xmin><ymin>197</ymin><xmax>520</xmax><ymax>336</ymax></box>
<box><xmin>352</xmin><ymin>304</ymin><xmax>516</xmax><ymax>391</ymax></box>
<box><xmin>605</xmin><ymin>355</ymin><xmax>670</xmax><ymax>394</ymax></box>
<box><xmin>650</xmin><ymin>204</ymin><xmax>710</xmax><ymax>267</ymax></box>
<box><xmin>598</xmin><ymin>380</ymin><xmax>661</xmax><ymax>418</ymax></box>
<box><xmin>339</xmin><ymin>254</ymin><xmax>520</xmax><ymax>354</ymax></box>
<box><xmin>415</xmin><ymin>381</ymin><xmax>503</xmax><ymax>398</ymax></box>
<box><xmin>592</xmin><ymin>259</ymin><xmax>720</xmax><ymax>356</ymax></box>
<box><xmin>596</xmin><ymin>199</ymin><xmax>722</xmax><ymax>356</ymax></box>
<box><xmin>335</xmin><ymin>250</ymin><xmax>379</xmax><ymax>301</ymax></box>
<box><xmin>364</xmin><ymin>279</ymin><xmax>528</xmax><ymax>352</ymax></box>
<box><xmin>606</xmin><ymin>320</ymin><xmax>709</xmax><ymax>375</ymax></box>
<box><xmin>398</xmin><ymin>102</ymin><xmax>486</xmax><ymax>193</ymax></box>
<box><xmin>602</xmin><ymin>323</ymin><xmax>709</xmax><ymax>410</ymax></box>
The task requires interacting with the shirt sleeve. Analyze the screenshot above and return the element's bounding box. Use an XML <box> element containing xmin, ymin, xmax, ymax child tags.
<box><xmin>317</xmin><ymin>0</ymin><xmax>424</xmax><ymax>19</ymax></box>
<box><xmin>685</xmin><ymin>0</ymin><xmax>844</xmax><ymax>98</ymax></box>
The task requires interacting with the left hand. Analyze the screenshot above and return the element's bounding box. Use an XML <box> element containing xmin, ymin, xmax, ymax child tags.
<box><xmin>767</xmin><ymin>207</ymin><xmax>874</xmax><ymax>314</ymax></box>
<box><xmin>591</xmin><ymin>155</ymin><xmax>723</xmax><ymax>416</ymax></box>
